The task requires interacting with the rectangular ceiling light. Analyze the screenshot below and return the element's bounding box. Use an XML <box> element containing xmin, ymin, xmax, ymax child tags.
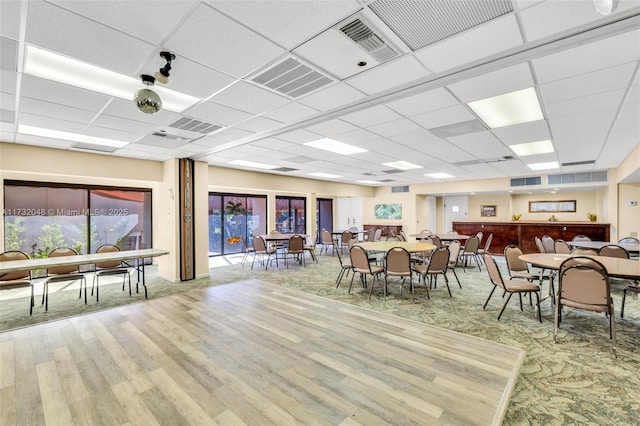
<box><xmin>308</xmin><ymin>172</ymin><xmax>342</xmax><ymax>178</ymax></box>
<box><xmin>509</xmin><ymin>140</ymin><xmax>554</xmax><ymax>156</ymax></box>
<box><xmin>24</xmin><ymin>46</ymin><xmax>200</xmax><ymax>112</ymax></box>
<box><xmin>304</xmin><ymin>138</ymin><xmax>367</xmax><ymax>155</ymax></box>
<box><xmin>357</xmin><ymin>180</ymin><xmax>382</xmax><ymax>184</ymax></box>
<box><xmin>467</xmin><ymin>87</ymin><xmax>544</xmax><ymax>129</ymax></box>
<box><xmin>527</xmin><ymin>161</ymin><xmax>559</xmax><ymax>171</ymax></box>
<box><xmin>382</xmin><ymin>160</ymin><xmax>422</xmax><ymax>170</ymax></box>
<box><xmin>425</xmin><ymin>172</ymin><xmax>455</xmax><ymax>179</ymax></box>
<box><xmin>228</xmin><ymin>159</ymin><xmax>278</xmax><ymax>169</ymax></box>
<box><xmin>18</xmin><ymin>124</ymin><xmax>129</xmax><ymax>148</ymax></box>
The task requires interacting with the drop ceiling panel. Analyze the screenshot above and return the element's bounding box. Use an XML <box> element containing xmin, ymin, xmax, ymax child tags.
<box><xmin>410</xmin><ymin>105</ymin><xmax>476</xmax><ymax>129</ymax></box>
<box><xmin>26</xmin><ymin>1</ymin><xmax>154</xmax><ymax>75</ymax></box>
<box><xmin>447</xmin><ymin>131</ymin><xmax>513</xmax><ymax>159</ymax></box>
<box><xmin>18</xmin><ymin>112</ymin><xmax>87</xmax><ymax>134</ymax></box>
<box><xmin>210</xmin><ymin>127</ymin><xmax>255</xmax><ymax>142</ymax></box>
<box><xmin>538</xmin><ymin>62</ymin><xmax>636</xmax><ymax>105</ymax></box>
<box><xmin>545</xmin><ymin>89</ymin><xmax>627</xmax><ymax>119</ymax></box>
<box><xmin>415</xmin><ymin>15</ymin><xmax>523</xmax><ymax>73</ymax></box>
<box><xmin>425</xmin><ymin>141</ymin><xmax>476</xmax><ymax>163</ymax></box>
<box><xmin>275</xmin><ymin>129</ymin><xmax>322</xmax><ymax>143</ymax></box>
<box><xmin>233</xmin><ymin>116</ymin><xmax>284</xmax><ymax>133</ymax></box>
<box><xmin>297</xmin><ymin>82</ymin><xmax>365</xmax><ymax>110</ymax></box>
<box><xmin>0</xmin><ymin>1</ymin><xmax>21</xmax><ymax>39</ymax></box>
<box><xmin>185</xmin><ymin>101</ymin><xmax>253</xmax><ymax>127</ymax></box>
<box><xmin>18</xmin><ymin>97</ymin><xmax>96</xmax><ymax>125</ymax></box>
<box><xmin>165</xmin><ymin>4</ymin><xmax>285</xmax><ymax>78</ymax></box>
<box><xmin>102</xmin><ymin>98</ymin><xmax>181</xmax><ymax>125</ymax></box>
<box><xmin>262</xmin><ymin>102</ymin><xmax>319</xmax><ymax>124</ymax></box>
<box><xmin>333</xmin><ymin>128</ymin><xmax>381</xmax><ymax>145</ymax></box>
<box><xmin>304</xmin><ymin>119</ymin><xmax>359</xmax><ymax>137</ymax></box>
<box><xmin>391</xmin><ymin>129</ymin><xmax>444</xmax><ymax>147</ymax></box>
<box><xmin>483</xmin><ymin>159</ymin><xmax>530</xmax><ymax>176</ymax></box>
<box><xmin>597</xmin><ymin>139</ymin><xmax>639</xmax><ymax>169</ymax></box>
<box><xmin>0</xmin><ymin>69</ymin><xmax>17</xmax><ymax>95</ymax></box>
<box><xmin>447</xmin><ymin>62</ymin><xmax>535</xmax><ymax>102</ymax></box>
<box><xmin>84</xmin><ymin>125</ymin><xmax>140</xmax><ymax>143</ymax></box>
<box><xmin>90</xmin><ymin>114</ymin><xmax>157</xmax><ymax>135</ymax></box>
<box><xmin>346</xmin><ymin>55</ymin><xmax>430</xmax><ymax>95</ymax></box>
<box><xmin>491</xmin><ymin>120</ymin><xmax>551</xmax><ymax>144</ymax></box>
<box><xmin>341</xmin><ymin>105</ymin><xmax>402</xmax><ymax>127</ymax></box>
<box><xmin>385</xmin><ymin>87</ymin><xmax>460</xmax><ymax>117</ymax></box>
<box><xmin>369</xmin><ymin>118</ymin><xmax>423</xmax><ymax>138</ymax></box>
<box><xmin>20</xmin><ymin>75</ymin><xmax>110</xmax><ymax>112</ymax></box>
<box><xmin>208</xmin><ymin>81</ymin><xmax>289</xmax><ymax>115</ymax></box>
<box><xmin>15</xmin><ymin>133</ymin><xmax>73</xmax><ymax>149</ymax></box>
<box><xmin>532</xmin><ymin>29</ymin><xmax>640</xmax><ymax>84</ymax></box>
<box><xmin>459</xmin><ymin>162</ymin><xmax>509</xmax><ymax>178</ymax></box>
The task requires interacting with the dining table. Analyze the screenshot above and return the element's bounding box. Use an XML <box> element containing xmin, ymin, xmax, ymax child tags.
<box><xmin>356</xmin><ymin>241</ymin><xmax>437</xmax><ymax>254</ymax></box>
<box><xmin>410</xmin><ymin>233</ymin><xmax>471</xmax><ymax>242</ymax></box>
<box><xmin>566</xmin><ymin>240</ymin><xmax>640</xmax><ymax>254</ymax></box>
<box><xmin>519</xmin><ymin>253</ymin><xmax>639</xmax><ymax>280</ymax></box>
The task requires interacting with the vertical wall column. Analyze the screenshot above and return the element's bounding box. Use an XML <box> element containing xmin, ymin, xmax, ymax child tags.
<box><xmin>179</xmin><ymin>158</ymin><xmax>195</xmax><ymax>281</ymax></box>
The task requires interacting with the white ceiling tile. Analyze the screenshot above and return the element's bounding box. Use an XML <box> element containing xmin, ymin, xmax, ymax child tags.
<box><xmin>1</xmin><ymin>69</ymin><xmax>17</xmax><ymax>95</ymax></box>
<box><xmin>333</xmin><ymin>128</ymin><xmax>381</xmax><ymax>145</ymax></box>
<box><xmin>447</xmin><ymin>63</ymin><xmax>535</xmax><ymax>103</ymax></box>
<box><xmin>304</xmin><ymin>119</ymin><xmax>358</xmax><ymax>137</ymax></box>
<box><xmin>102</xmin><ymin>98</ymin><xmax>181</xmax><ymax>125</ymax></box>
<box><xmin>15</xmin><ymin>133</ymin><xmax>73</xmax><ymax>149</ymax></box>
<box><xmin>165</xmin><ymin>4</ymin><xmax>285</xmax><ymax>78</ymax></box>
<box><xmin>91</xmin><ymin>114</ymin><xmax>156</xmax><ymax>135</ymax></box>
<box><xmin>422</xmin><ymin>140</ymin><xmax>476</xmax><ymax>163</ymax></box>
<box><xmin>18</xmin><ymin>97</ymin><xmax>96</xmax><ymax>124</ymax></box>
<box><xmin>410</xmin><ymin>105</ymin><xmax>476</xmax><ymax>129</ymax></box>
<box><xmin>533</xmin><ymin>29</ymin><xmax>640</xmax><ymax>83</ymax></box>
<box><xmin>415</xmin><ymin>15</ymin><xmax>523</xmax><ymax>73</ymax></box>
<box><xmin>211</xmin><ymin>127</ymin><xmax>255</xmax><ymax>142</ymax></box>
<box><xmin>185</xmin><ymin>100</ymin><xmax>253</xmax><ymax>127</ymax></box>
<box><xmin>20</xmin><ymin>75</ymin><xmax>110</xmax><ymax>112</ymax></box>
<box><xmin>447</xmin><ymin>131</ymin><xmax>512</xmax><ymax>160</ymax></box>
<box><xmin>17</xmin><ymin>112</ymin><xmax>87</xmax><ymax>134</ymax></box>
<box><xmin>298</xmin><ymin>83</ymin><xmax>365</xmax><ymax>110</ymax></box>
<box><xmin>251</xmin><ymin>138</ymin><xmax>295</xmax><ymax>150</ymax></box>
<box><xmin>84</xmin><ymin>125</ymin><xmax>140</xmax><ymax>143</ymax></box>
<box><xmin>233</xmin><ymin>116</ymin><xmax>284</xmax><ymax>133</ymax></box>
<box><xmin>597</xmin><ymin>139</ymin><xmax>639</xmax><ymax>169</ymax></box>
<box><xmin>346</xmin><ymin>56</ymin><xmax>430</xmax><ymax>95</ymax></box>
<box><xmin>341</xmin><ymin>105</ymin><xmax>402</xmax><ymax>128</ymax></box>
<box><xmin>492</xmin><ymin>120</ymin><xmax>551</xmax><ymax>144</ymax></box>
<box><xmin>545</xmin><ymin>89</ymin><xmax>627</xmax><ymax>119</ymax></box>
<box><xmin>262</xmin><ymin>102</ymin><xmax>319</xmax><ymax>124</ymax></box>
<box><xmin>0</xmin><ymin>1</ymin><xmax>22</xmax><ymax>39</ymax></box>
<box><xmin>208</xmin><ymin>81</ymin><xmax>289</xmax><ymax>115</ymax></box>
<box><xmin>26</xmin><ymin>1</ymin><xmax>154</xmax><ymax>75</ymax></box>
<box><xmin>385</xmin><ymin>88</ymin><xmax>460</xmax><ymax>117</ymax></box>
<box><xmin>368</xmin><ymin>118</ymin><xmax>423</xmax><ymax>138</ymax></box>
<box><xmin>538</xmin><ymin>62</ymin><xmax>636</xmax><ymax>104</ymax></box>
<box><xmin>275</xmin><ymin>130</ymin><xmax>322</xmax><ymax>143</ymax></box>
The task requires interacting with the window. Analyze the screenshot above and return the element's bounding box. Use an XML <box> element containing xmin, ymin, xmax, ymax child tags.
<box><xmin>316</xmin><ymin>198</ymin><xmax>333</xmax><ymax>240</ymax></box>
<box><xmin>208</xmin><ymin>193</ymin><xmax>267</xmax><ymax>256</ymax></box>
<box><xmin>3</xmin><ymin>181</ymin><xmax>151</xmax><ymax>258</ymax></box>
<box><xmin>275</xmin><ymin>196</ymin><xmax>306</xmax><ymax>234</ymax></box>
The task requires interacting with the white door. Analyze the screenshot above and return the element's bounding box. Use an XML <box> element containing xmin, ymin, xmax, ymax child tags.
<box><xmin>443</xmin><ymin>196</ymin><xmax>468</xmax><ymax>232</ymax></box>
<box><xmin>337</xmin><ymin>197</ymin><xmax>363</xmax><ymax>230</ymax></box>
<box><xmin>426</xmin><ymin>196</ymin><xmax>436</xmax><ymax>233</ymax></box>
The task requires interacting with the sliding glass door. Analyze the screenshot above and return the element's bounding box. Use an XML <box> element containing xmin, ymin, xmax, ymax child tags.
<box><xmin>208</xmin><ymin>193</ymin><xmax>267</xmax><ymax>256</ymax></box>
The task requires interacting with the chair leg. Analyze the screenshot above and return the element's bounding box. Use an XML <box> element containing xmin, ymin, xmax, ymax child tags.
<box><xmin>535</xmin><ymin>292</ymin><xmax>542</xmax><ymax>322</ymax></box>
<box><xmin>497</xmin><ymin>292</ymin><xmax>514</xmax><ymax>320</ymax></box>
<box><xmin>451</xmin><ymin>269</ymin><xmax>461</xmax><ymax>288</ymax></box>
<box><xmin>621</xmin><ymin>288</ymin><xmax>627</xmax><ymax>318</ymax></box>
<box><xmin>610</xmin><ymin>304</ymin><xmax>617</xmax><ymax>358</ymax></box>
<box><xmin>483</xmin><ymin>286</ymin><xmax>497</xmax><ymax>310</ymax></box>
<box><xmin>443</xmin><ymin>273</ymin><xmax>452</xmax><ymax>298</ymax></box>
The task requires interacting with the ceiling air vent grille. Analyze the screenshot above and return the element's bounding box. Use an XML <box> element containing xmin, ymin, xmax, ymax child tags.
<box><xmin>382</xmin><ymin>169</ymin><xmax>404</xmax><ymax>174</ymax></box>
<box><xmin>168</xmin><ymin>117</ymin><xmax>222</xmax><ymax>135</ymax></box>
<box><xmin>251</xmin><ymin>57</ymin><xmax>332</xmax><ymax>98</ymax></box>
<box><xmin>273</xmin><ymin>167</ymin><xmax>298</xmax><ymax>172</ymax></box>
<box><xmin>391</xmin><ymin>185</ymin><xmax>409</xmax><ymax>193</ymax></box>
<box><xmin>70</xmin><ymin>142</ymin><xmax>117</xmax><ymax>153</ymax></box>
<box><xmin>339</xmin><ymin>18</ymin><xmax>398</xmax><ymax>62</ymax></box>
<box><xmin>548</xmin><ymin>170</ymin><xmax>608</xmax><ymax>185</ymax></box>
<box><xmin>151</xmin><ymin>131</ymin><xmax>187</xmax><ymax>141</ymax></box>
<box><xmin>510</xmin><ymin>176</ymin><xmax>542</xmax><ymax>187</ymax></box>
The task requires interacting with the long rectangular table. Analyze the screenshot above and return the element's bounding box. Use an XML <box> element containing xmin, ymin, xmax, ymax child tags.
<box><xmin>0</xmin><ymin>248</ymin><xmax>170</xmax><ymax>298</ymax></box>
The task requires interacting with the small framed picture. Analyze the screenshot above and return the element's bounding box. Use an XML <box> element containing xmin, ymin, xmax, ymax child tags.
<box><xmin>481</xmin><ymin>205</ymin><xmax>497</xmax><ymax>217</ymax></box>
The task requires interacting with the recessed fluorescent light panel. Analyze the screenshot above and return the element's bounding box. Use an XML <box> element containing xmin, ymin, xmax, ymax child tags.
<box><xmin>357</xmin><ymin>180</ymin><xmax>382</xmax><ymax>184</ymax></box>
<box><xmin>304</xmin><ymin>138</ymin><xmax>367</xmax><ymax>155</ymax></box>
<box><xmin>509</xmin><ymin>140</ymin><xmax>554</xmax><ymax>156</ymax></box>
<box><xmin>467</xmin><ymin>87</ymin><xmax>543</xmax><ymax>128</ymax></box>
<box><xmin>425</xmin><ymin>172</ymin><xmax>455</xmax><ymax>179</ymax></box>
<box><xmin>527</xmin><ymin>161</ymin><xmax>559</xmax><ymax>171</ymax></box>
<box><xmin>382</xmin><ymin>161</ymin><xmax>422</xmax><ymax>170</ymax></box>
<box><xmin>228</xmin><ymin>159</ymin><xmax>278</xmax><ymax>169</ymax></box>
<box><xmin>18</xmin><ymin>125</ymin><xmax>129</xmax><ymax>148</ymax></box>
<box><xmin>24</xmin><ymin>46</ymin><xmax>199</xmax><ymax>112</ymax></box>
<box><xmin>308</xmin><ymin>172</ymin><xmax>342</xmax><ymax>178</ymax></box>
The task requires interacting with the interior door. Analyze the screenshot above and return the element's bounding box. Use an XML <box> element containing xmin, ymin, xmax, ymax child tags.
<box><xmin>443</xmin><ymin>196</ymin><xmax>468</xmax><ymax>232</ymax></box>
<box><xmin>337</xmin><ymin>197</ymin><xmax>363</xmax><ymax>230</ymax></box>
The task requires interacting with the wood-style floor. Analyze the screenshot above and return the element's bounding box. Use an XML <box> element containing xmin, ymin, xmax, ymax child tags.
<box><xmin>0</xmin><ymin>279</ymin><xmax>525</xmax><ymax>425</ymax></box>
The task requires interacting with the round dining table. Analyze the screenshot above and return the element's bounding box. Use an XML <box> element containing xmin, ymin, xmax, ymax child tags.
<box><xmin>356</xmin><ymin>241</ymin><xmax>436</xmax><ymax>253</ymax></box>
<box><xmin>520</xmin><ymin>253</ymin><xmax>640</xmax><ymax>280</ymax></box>
<box><xmin>566</xmin><ymin>240</ymin><xmax>640</xmax><ymax>255</ymax></box>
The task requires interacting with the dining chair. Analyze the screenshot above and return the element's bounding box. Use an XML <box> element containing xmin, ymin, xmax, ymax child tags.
<box><xmin>92</xmin><ymin>244</ymin><xmax>131</xmax><ymax>302</ymax></box>
<box><xmin>334</xmin><ymin>243</ymin><xmax>353</xmax><ymax>288</ymax></box>
<box><xmin>364</xmin><ymin>228</ymin><xmax>376</xmax><ymax>242</ymax></box>
<box><xmin>554</xmin><ymin>239</ymin><xmax>571</xmax><ymax>254</ymax></box>
<box><xmin>240</xmin><ymin>236</ymin><xmax>255</xmax><ymax>267</ymax></box>
<box><xmin>340</xmin><ymin>230</ymin><xmax>353</xmax><ymax>254</ymax></box>
<box><xmin>619</xmin><ymin>236</ymin><xmax>640</xmax><ymax>244</ymax></box>
<box><xmin>447</xmin><ymin>240</ymin><xmax>462</xmax><ymax>288</ymax></box>
<box><xmin>476</xmin><ymin>231</ymin><xmax>483</xmax><ymax>246</ymax></box>
<box><xmin>373</xmin><ymin>228</ymin><xmax>383</xmax><ymax>242</ymax></box>
<box><xmin>476</xmin><ymin>233</ymin><xmax>493</xmax><ymax>264</ymax></box>
<box><xmin>303</xmin><ymin>233</ymin><xmax>318</xmax><ymax>263</ymax></box>
<box><xmin>384</xmin><ymin>247</ymin><xmax>413</xmax><ymax>300</ymax></box>
<box><xmin>319</xmin><ymin>229</ymin><xmax>334</xmax><ymax>256</ymax></box>
<box><xmin>598</xmin><ymin>244</ymin><xmax>629</xmax><ymax>259</ymax></box>
<box><xmin>534</xmin><ymin>236</ymin><xmax>546</xmax><ymax>253</ymax></box>
<box><xmin>413</xmin><ymin>246</ymin><xmax>451</xmax><ymax>299</ymax></box>
<box><xmin>349</xmin><ymin>245</ymin><xmax>384</xmax><ymax>300</ymax></box>
<box><xmin>572</xmin><ymin>235</ymin><xmax>592</xmax><ymax>242</ymax></box>
<box><xmin>430</xmin><ymin>234</ymin><xmax>442</xmax><ymax>248</ymax></box>
<box><xmin>43</xmin><ymin>247</ymin><xmax>87</xmax><ymax>311</ymax></box>
<box><xmin>459</xmin><ymin>235</ymin><xmax>481</xmax><ymax>272</ymax></box>
<box><xmin>483</xmin><ymin>253</ymin><xmax>542</xmax><ymax>322</ymax></box>
<box><xmin>251</xmin><ymin>235</ymin><xmax>277</xmax><ymax>270</ymax></box>
<box><xmin>0</xmin><ymin>250</ymin><xmax>35</xmax><ymax>315</ymax></box>
<box><xmin>541</xmin><ymin>235</ymin><xmax>555</xmax><ymax>253</ymax></box>
<box><xmin>554</xmin><ymin>256</ymin><xmax>616</xmax><ymax>357</ymax></box>
<box><xmin>285</xmin><ymin>235</ymin><xmax>305</xmax><ymax>268</ymax></box>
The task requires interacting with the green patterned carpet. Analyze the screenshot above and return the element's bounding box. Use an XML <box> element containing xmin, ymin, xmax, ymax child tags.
<box><xmin>2</xmin><ymin>251</ymin><xmax>639</xmax><ymax>424</ymax></box>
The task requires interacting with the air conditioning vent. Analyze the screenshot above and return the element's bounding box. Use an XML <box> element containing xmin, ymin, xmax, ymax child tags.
<box><xmin>168</xmin><ymin>117</ymin><xmax>223</xmax><ymax>135</ymax></box>
<box><xmin>561</xmin><ymin>160</ymin><xmax>596</xmax><ymax>167</ymax></box>
<box><xmin>339</xmin><ymin>18</ymin><xmax>398</xmax><ymax>63</ymax></box>
<box><xmin>273</xmin><ymin>167</ymin><xmax>298</xmax><ymax>172</ymax></box>
<box><xmin>391</xmin><ymin>185</ymin><xmax>409</xmax><ymax>193</ymax></box>
<box><xmin>547</xmin><ymin>170</ymin><xmax>608</xmax><ymax>185</ymax></box>
<box><xmin>510</xmin><ymin>176</ymin><xmax>542</xmax><ymax>187</ymax></box>
<box><xmin>151</xmin><ymin>131</ymin><xmax>188</xmax><ymax>141</ymax></box>
<box><xmin>70</xmin><ymin>142</ymin><xmax>117</xmax><ymax>153</ymax></box>
<box><xmin>382</xmin><ymin>169</ymin><xmax>404</xmax><ymax>174</ymax></box>
<box><xmin>251</xmin><ymin>57</ymin><xmax>332</xmax><ymax>98</ymax></box>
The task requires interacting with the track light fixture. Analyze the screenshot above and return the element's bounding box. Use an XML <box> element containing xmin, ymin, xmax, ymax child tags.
<box><xmin>154</xmin><ymin>51</ymin><xmax>175</xmax><ymax>84</ymax></box>
<box><xmin>133</xmin><ymin>74</ymin><xmax>162</xmax><ymax>114</ymax></box>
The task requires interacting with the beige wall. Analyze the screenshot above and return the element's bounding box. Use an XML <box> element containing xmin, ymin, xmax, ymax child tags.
<box><xmin>468</xmin><ymin>193</ymin><xmax>512</xmax><ymax>222</ymax></box>
<box><xmin>618</xmin><ymin>183</ymin><xmax>640</xmax><ymax>239</ymax></box>
<box><xmin>511</xmin><ymin>191</ymin><xmax>601</xmax><ymax>222</ymax></box>
<box><xmin>362</xmin><ymin>187</ymin><xmax>414</xmax><ymax>233</ymax></box>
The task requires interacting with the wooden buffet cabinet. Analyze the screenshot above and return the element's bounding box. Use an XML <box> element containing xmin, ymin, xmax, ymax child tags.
<box><xmin>363</xmin><ymin>224</ymin><xmax>403</xmax><ymax>237</ymax></box>
<box><xmin>452</xmin><ymin>221</ymin><xmax>610</xmax><ymax>254</ymax></box>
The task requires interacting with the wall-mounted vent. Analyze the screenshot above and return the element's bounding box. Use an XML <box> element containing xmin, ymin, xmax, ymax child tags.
<box><xmin>369</xmin><ymin>0</ymin><xmax>513</xmax><ymax>51</ymax></box>
<box><xmin>273</xmin><ymin>167</ymin><xmax>298</xmax><ymax>172</ymax></box>
<box><xmin>510</xmin><ymin>176</ymin><xmax>542</xmax><ymax>187</ymax></box>
<box><xmin>391</xmin><ymin>185</ymin><xmax>409</xmax><ymax>193</ymax></box>
<box><xmin>339</xmin><ymin>18</ymin><xmax>398</xmax><ymax>63</ymax></box>
<box><xmin>548</xmin><ymin>170</ymin><xmax>608</xmax><ymax>185</ymax></box>
<box><xmin>251</xmin><ymin>57</ymin><xmax>332</xmax><ymax>98</ymax></box>
<box><xmin>168</xmin><ymin>117</ymin><xmax>223</xmax><ymax>135</ymax></box>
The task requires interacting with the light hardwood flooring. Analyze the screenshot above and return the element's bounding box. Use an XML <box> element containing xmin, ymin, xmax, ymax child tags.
<box><xmin>0</xmin><ymin>279</ymin><xmax>525</xmax><ymax>425</ymax></box>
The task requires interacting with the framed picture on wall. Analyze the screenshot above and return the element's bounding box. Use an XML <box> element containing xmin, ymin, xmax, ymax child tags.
<box><xmin>481</xmin><ymin>205</ymin><xmax>497</xmax><ymax>217</ymax></box>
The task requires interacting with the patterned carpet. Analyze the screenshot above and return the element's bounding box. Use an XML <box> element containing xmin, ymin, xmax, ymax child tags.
<box><xmin>2</xmin><ymin>250</ymin><xmax>640</xmax><ymax>424</ymax></box>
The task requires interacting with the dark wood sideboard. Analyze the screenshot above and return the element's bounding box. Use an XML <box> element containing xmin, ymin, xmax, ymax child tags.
<box><xmin>452</xmin><ymin>221</ymin><xmax>610</xmax><ymax>254</ymax></box>
<box><xmin>363</xmin><ymin>224</ymin><xmax>403</xmax><ymax>237</ymax></box>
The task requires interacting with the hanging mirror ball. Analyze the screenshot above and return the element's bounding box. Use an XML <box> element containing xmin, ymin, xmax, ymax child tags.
<box><xmin>134</xmin><ymin>88</ymin><xmax>162</xmax><ymax>114</ymax></box>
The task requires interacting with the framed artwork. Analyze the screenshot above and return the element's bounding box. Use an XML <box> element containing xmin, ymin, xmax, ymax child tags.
<box><xmin>374</xmin><ymin>203</ymin><xmax>402</xmax><ymax>219</ymax></box>
<box><xmin>529</xmin><ymin>200</ymin><xmax>576</xmax><ymax>213</ymax></box>
<box><xmin>481</xmin><ymin>205</ymin><xmax>497</xmax><ymax>217</ymax></box>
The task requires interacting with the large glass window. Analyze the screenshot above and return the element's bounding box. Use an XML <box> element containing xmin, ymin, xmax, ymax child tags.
<box><xmin>3</xmin><ymin>181</ymin><xmax>152</xmax><ymax>257</ymax></box>
<box><xmin>208</xmin><ymin>193</ymin><xmax>267</xmax><ymax>256</ymax></box>
<box><xmin>275</xmin><ymin>196</ymin><xmax>306</xmax><ymax>234</ymax></box>
<box><xmin>317</xmin><ymin>198</ymin><xmax>333</xmax><ymax>240</ymax></box>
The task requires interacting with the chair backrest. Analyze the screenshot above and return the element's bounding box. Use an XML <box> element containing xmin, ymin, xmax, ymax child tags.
<box><xmin>572</xmin><ymin>234</ymin><xmax>591</xmax><ymax>242</ymax></box>
<box><xmin>483</xmin><ymin>253</ymin><xmax>506</xmax><ymax>290</ymax></box>
<box><xmin>476</xmin><ymin>231</ymin><xmax>483</xmax><ymax>245</ymax></box>
<box><xmin>554</xmin><ymin>239</ymin><xmax>571</xmax><ymax>254</ymax></box>
<box><xmin>385</xmin><ymin>247</ymin><xmax>411</xmax><ymax>276</ymax></box>
<box><xmin>397</xmin><ymin>232</ymin><xmax>406</xmax><ymax>242</ymax></box>
<box><xmin>558</xmin><ymin>256</ymin><xmax>610</xmax><ymax>308</ymax></box>
<box><xmin>373</xmin><ymin>228</ymin><xmax>382</xmax><ymax>242</ymax></box>
<box><xmin>571</xmin><ymin>248</ymin><xmax>598</xmax><ymax>255</ymax></box>
<box><xmin>341</xmin><ymin>231</ymin><xmax>353</xmax><ymax>244</ymax></box>
<box><xmin>288</xmin><ymin>235</ymin><xmax>304</xmax><ymax>252</ymax></box>
<box><xmin>350</xmin><ymin>245</ymin><xmax>372</xmax><ymax>273</ymax></box>
<box><xmin>619</xmin><ymin>236</ymin><xmax>640</xmax><ymax>244</ymax></box>
<box><xmin>598</xmin><ymin>244</ymin><xmax>629</xmax><ymax>259</ymax></box>
<box><xmin>448</xmin><ymin>240</ymin><xmax>461</xmax><ymax>264</ymax></box>
<box><xmin>534</xmin><ymin>236</ymin><xmax>545</xmax><ymax>253</ymax></box>
<box><xmin>463</xmin><ymin>235</ymin><xmax>480</xmax><ymax>253</ymax></box>
<box><xmin>306</xmin><ymin>233</ymin><xmax>317</xmax><ymax>248</ymax></box>
<box><xmin>365</xmin><ymin>229</ymin><xmax>376</xmax><ymax>241</ymax></box>
<box><xmin>349</xmin><ymin>226</ymin><xmax>358</xmax><ymax>232</ymax></box>
<box><xmin>0</xmin><ymin>250</ymin><xmax>30</xmax><ymax>281</ymax></box>
<box><xmin>447</xmin><ymin>230</ymin><xmax>458</xmax><ymax>235</ymax></box>
<box><xmin>430</xmin><ymin>235</ymin><xmax>442</xmax><ymax>247</ymax></box>
<box><xmin>47</xmin><ymin>247</ymin><xmax>80</xmax><ymax>275</ymax></box>
<box><xmin>504</xmin><ymin>244</ymin><xmax>530</xmax><ymax>274</ymax></box>
<box><xmin>482</xmin><ymin>233</ymin><xmax>493</xmax><ymax>252</ymax></box>
<box><xmin>348</xmin><ymin>238</ymin><xmax>359</xmax><ymax>249</ymax></box>
<box><xmin>95</xmin><ymin>244</ymin><xmax>122</xmax><ymax>269</ymax></box>
<box><xmin>269</xmin><ymin>229</ymin><xmax>281</xmax><ymax>236</ymax></box>
<box><xmin>541</xmin><ymin>235</ymin><xmax>555</xmax><ymax>253</ymax></box>
<box><xmin>253</xmin><ymin>235</ymin><xmax>267</xmax><ymax>252</ymax></box>
<box><xmin>321</xmin><ymin>229</ymin><xmax>333</xmax><ymax>245</ymax></box>
<box><xmin>427</xmin><ymin>246</ymin><xmax>449</xmax><ymax>273</ymax></box>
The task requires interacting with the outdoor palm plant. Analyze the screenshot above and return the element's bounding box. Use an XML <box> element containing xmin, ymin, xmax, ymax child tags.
<box><xmin>224</xmin><ymin>201</ymin><xmax>245</xmax><ymax>244</ymax></box>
